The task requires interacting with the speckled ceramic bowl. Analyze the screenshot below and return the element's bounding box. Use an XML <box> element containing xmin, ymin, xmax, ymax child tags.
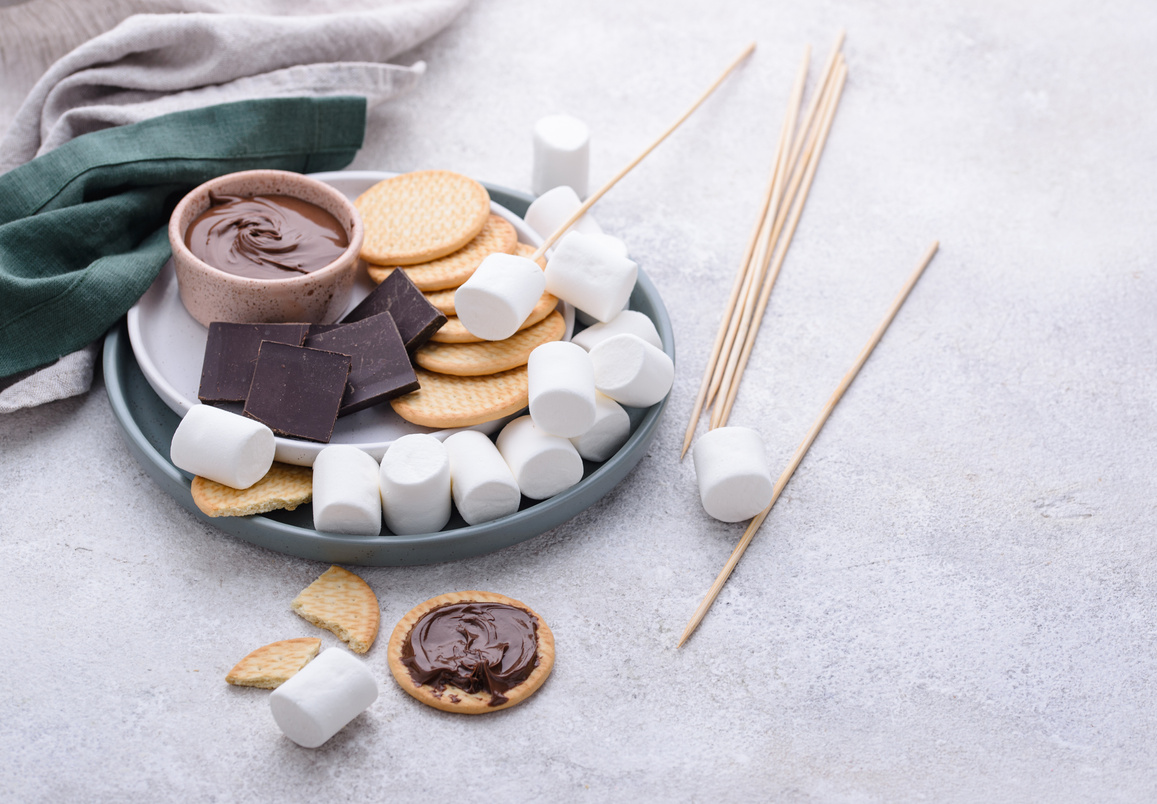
<box><xmin>169</xmin><ymin>170</ymin><xmax>364</xmax><ymax>327</ymax></box>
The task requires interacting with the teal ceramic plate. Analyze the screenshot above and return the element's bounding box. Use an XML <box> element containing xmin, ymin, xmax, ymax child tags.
<box><xmin>103</xmin><ymin>178</ymin><xmax>674</xmax><ymax>566</ymax></box>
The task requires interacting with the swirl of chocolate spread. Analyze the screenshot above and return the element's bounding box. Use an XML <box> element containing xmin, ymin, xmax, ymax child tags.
<box><xmin>184</xmin><ymin>193</ymin><xmax>349</xmax><ymax>279</ymax></box>
<box><xmin>401</xmin><ymin>601</ymin><xmax>539</xmax><ymax>706</ymax></box>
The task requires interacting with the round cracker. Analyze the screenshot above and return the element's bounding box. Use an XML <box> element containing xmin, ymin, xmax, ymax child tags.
<box><xmin>356</xmin><ymin>170</ymin><xmax>491</xmax><ymax>266</ymax></box>
<box><xmin>423</xmin><ymin>286</ymin><xmax>458</xmax><ymax>315</ymax></box>
<box><xmin>513</xmin><ymin>241</ymin><xmax>547</xmax><ymax>268</ymax></box>
<box><xmin>387</xmin><ymin>591</ymin><xmax>555</xmax><ymax>714</ymax></box>
<box><xmin>366</xmin><ymin>214</ymin><xmax>518</xmax><ymax>290</ymax></box>
<box><xmin>430</xmin><ymin>291</ymin><xmax>560</xmax><ymax>344</ymax></box>
<box><xmin>389</xmin><ymin>366</ymin><xmax>528</xmax><ymax>428</ymax></box>
<box><xmin>414</xmin><ymin>311</ymin><xmax>565</xmax><ymax>376</ymax></box>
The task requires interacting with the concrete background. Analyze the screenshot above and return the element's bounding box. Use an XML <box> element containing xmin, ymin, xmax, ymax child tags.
<box><xmin>3</xmin><ymin>0</ymin><xmax>1156</xmax><ymax>801</ymax></box>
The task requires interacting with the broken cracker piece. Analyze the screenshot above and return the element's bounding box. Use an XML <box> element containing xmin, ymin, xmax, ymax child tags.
<box><xmin>291</xmin><ymin>566</ymin><xmax>380</xmax><ymax>654</ymax></box>
<box><xmin>191</xmin><ymin>462</ymin><xmax>312</xmax><ymax>517</ymax></box>
<box><xmin>225</xmin><ymin>637</ymin><xmax>321</xmax><ymax>689</ymax></box>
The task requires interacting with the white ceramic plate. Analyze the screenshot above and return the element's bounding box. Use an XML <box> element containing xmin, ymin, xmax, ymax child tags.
<box><xmin>126</xmin><ymin>170</ymin><xmax>573</xmax><ymax>465</ymax></box>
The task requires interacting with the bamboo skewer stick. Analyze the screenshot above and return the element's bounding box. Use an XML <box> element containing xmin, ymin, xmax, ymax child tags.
<box><xmin>702</xmin><ymin>49</ymin><xmax>810</xmax><ymax>414</ymax></box>
<box><xmin>531</xmin><ymin>42</ymin><xmax>756</xmax><ymax>264</ymax></box>
<box><xmin>678</xmin><ymin>240</ymin><xmax>941</xmax><ymax>648</ymax></box>
<box><xmin>784</xmin><ymin>31</ymin><xmax>845</xmax><ymax>176</ymax></box>
<box><xmin>679</xmin><ymin>47</ymin><xmax>811</xmax><ymax>459</ymax></box>
<box><xmin>682</xmin><ymin>37</ymin><xmax>847</xmax><ymax>455</ymax></box>
<box><xmin>708</xmin><ymin>57</ymin><xmax>847</xmax><ymax>429</ymax></box>
<box><xmin>714</xmin><ymin>59</ymin><xmax>849</xmax><ymax>428</ymax></box>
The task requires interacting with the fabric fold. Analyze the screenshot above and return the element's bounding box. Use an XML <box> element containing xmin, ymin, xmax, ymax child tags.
<box><xmin>0</xmin><ymin>95</ymin><xmax>367</xmax><ymax>379</ymax></box>
<box><xmin>1</xmin><ymin>1</ymin><xmax>469</xmax><ymax>172</ymax></box>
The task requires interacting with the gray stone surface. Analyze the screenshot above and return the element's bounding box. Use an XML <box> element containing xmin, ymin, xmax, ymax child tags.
<box><xmin>3</xmin><ymin>1</ymin><xmax>1156</xmax><ymax>801</ymax></box>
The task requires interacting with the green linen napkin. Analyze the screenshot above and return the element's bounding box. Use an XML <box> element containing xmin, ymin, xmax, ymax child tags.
<box><xmin>0</xmin><ymin>95</ymin><xmax>367</xmax><ymax>378</ymax></box>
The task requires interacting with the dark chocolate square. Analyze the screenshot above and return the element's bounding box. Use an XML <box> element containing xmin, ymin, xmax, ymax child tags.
<box><xmin>304</xmin><ymin>312</ymin><xmax>420</xmax><ymax>416</ymax></box>
<box><xmin>197</xmin><ymin>322</ymin><xmax>310</xmax><ymax>403</ymax></box>
<box><xmin>243</xmin><ymin>341</ymin><xmax>351</xmax><ymax>443</ymax></box>
<box><xmin>340</xmin><ymin>268</ymin><xmax>447</xmax><ymax>351</ymax></box>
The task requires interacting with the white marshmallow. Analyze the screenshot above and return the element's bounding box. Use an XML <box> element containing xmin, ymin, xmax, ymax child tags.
<box><xmin>584</xmin><ymin>233</ymin><xmax>630</xmax><ymax>257</ymax></box>
<box><xmin>496</xmin><ymin>415</ymin><xmax>584</xmax><ymax>500</ymax></box>
<box><xmin>444</xmin><ymin>430</ymin><xmax>521</xmax><ymax>525</ymax></box>
<box><xmin>454</xmin><ymin>253</ymin><xmax>547</xmax><ymax>341</ymax></box>
<box><xmin>570</xmin><ymin>393</ymin><xmax>632</xmax><ymax>462</ymax></box>
<box><xmin>532</xmin><ymin>114</ymin><xmax>590</xmax><ymax>198</ymax></box>
<box><xmin>692</xmin><ymin>427</ymin><xmax>775</xmax><ymax>523</ymax></box>
<box><xmin>569</xmin><ymin>233</ymin><xmax>632</xmax><ymax>326</ymax></box>
<box><xmin>589</xmin><ymin>333</ymin><xmax>674</xmax><ymax>408</ymax></box>
<box><xmin>544</xmin><ymin>231</ymin><xmax>638</xmax><ymax>323</ymax></box>
<box><xmin>571</xmin><ymin>310</ymin><xmax>662</xmax><ymax>352</ymax></box>
<box><xmin>379</xmin><ymin>434</ymin><xmax>451</xmax><ymax>535</ymax></box>
<box><xmin>525</xmin><ymin>186</ymin><xmax>605</xmax><ymax>241</ymax></box>
<box><xmin>170</xmin><ymin>404</ymin><xmax>274</xmax><ymax>490</ymax></box>
<box><xmin>527</xmin><ymin>341</ymin><xmax>596</xmax><ymax>438</ymax></box>
<box><xmin>312</xmin><ymin>445</ymin><xmax>381</xmax><ymax>536</ymax></box>
<box><xmin>269</xmin><ymin>648</ymin><xmax>378</xmax><ymax>749</ymax></box>
<box><xmin>574</xmin><ymin>289</ymin><xmax>629</xmax><ymax>329</ymax></box>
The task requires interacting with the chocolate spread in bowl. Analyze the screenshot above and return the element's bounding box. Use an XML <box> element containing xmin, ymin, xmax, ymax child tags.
<box><xmin>185</xmin><ymin>193</ymin><xmax>349</xmax><ymax>279</ymax></box>
<box><xmin>400</xmin><ymin>601</ymin><xmax>540</xmax><ymax>706</ymax></box>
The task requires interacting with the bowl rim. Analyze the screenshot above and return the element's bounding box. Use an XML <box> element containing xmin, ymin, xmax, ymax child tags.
<box><xmin>167</xmin><ymin>168</ymin><xmax>365</xmax><ymax>288</ymax></box>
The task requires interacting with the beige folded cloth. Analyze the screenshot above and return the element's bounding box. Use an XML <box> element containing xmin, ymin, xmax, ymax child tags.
<box><xmin>0</xmin><ymin>0</ymin><xmax>469</xmax><ymax>411</ymax></box>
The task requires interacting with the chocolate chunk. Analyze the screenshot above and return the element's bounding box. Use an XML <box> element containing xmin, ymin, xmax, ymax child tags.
<box><xmin>243</xmin><ymin>341</ymin><xmax>351</xmax><ymax>442</ymax></box>
<box><xmin>197</xmin><ymin>322</ymin><xmax>309</xmax><ymax>403</ymax></box>
<box><xmin>304</xmin><ymin>312</ymin><xmax>420</xmax><ymax>416</ymax></box>
<box><xmin>341</xmin><ymin>269</ymin><xmax>447</xmax><ymax>351</ymax></box>
<box><xmin>306</xmin><ymin>322</ymin><xmax>345</xmax><ymax>339</ymax></box>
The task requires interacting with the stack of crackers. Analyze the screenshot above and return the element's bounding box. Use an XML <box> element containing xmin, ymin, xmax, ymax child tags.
<box><xmin>354</xmin><ymin>170</ymin><xmax>565</xmax><ymax>429</ymax></box>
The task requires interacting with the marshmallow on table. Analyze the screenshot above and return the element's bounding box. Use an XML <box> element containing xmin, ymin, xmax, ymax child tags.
<box><xmin>312</xmin><ymin>445</ymin><xmax>382</xmax><ymax>536</ymax></box>
<box><xmin>532</xmin><ymin>114</ymin><xmax>590</xmax><ymax>198</ymax></box>
<box><xmin>496</xmin><ymin>416</ymin><xmax>584</xmax><ymax>500</ymax></box>
<box><xmin>528</xmin><ymin>341</ymin><xmax>596</xmax><ymax>438</ymax></box>
<box><xmin>571</xmin><ymin>310</ymin><xmax>662</xmax><ymax>352</ymax></box>
<box><xmin>170</xmin><ymin>404</ymin><xmax>274</xmax><ymax>490</ymax></box>
<box><xmin>269</xmin><ymin>648</ymin><xmax>378</xmax><ymax>749</ymax></box>
<box><xmin>589</xmin><ymin>333</ymin><xmax>674</xmax><ymax>408</ymax></box>
<box><xmin>692</xmin><ymin>426</ymin><xmax>775</xmax><ymax>523</ymax></box>
<box><xmin>570</xmin><ymin>392</ymin><xmax>632</xmax><ymax>462</ymax></box>
<box><xmin>454</xmin><ymin>253</ymin><xmax>546</xmax><ymax>341</ymax></box>
<box><xmin>544</xmin><ymin>231</ymin><xmax>638</xmax><ymax>323</ymax></box>
<box><xmin>379</xmin><ymin>433</ymin><xmax>451</xmax><ymax>535</ymax></box>
<box><xmin>444</xmin><ymin>430</ymin><xmax>521</xmax><ymax>525</ymax></box>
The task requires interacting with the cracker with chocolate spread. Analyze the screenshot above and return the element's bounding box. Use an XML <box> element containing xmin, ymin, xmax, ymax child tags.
<box><xmin>387</xmin><ymin>590</ymin><xmax>555</xmax><ymax>714</ymax></box>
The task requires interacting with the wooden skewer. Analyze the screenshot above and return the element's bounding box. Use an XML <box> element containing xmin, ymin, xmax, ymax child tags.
<box><xmin>684</xmin><ymin>39</ymin><xmax>846</xmax><ymax>455</ymax></box>
<box><xmin>679</xmin><ymin>47</ymin><xmax>812</xmax><ymax>459</ymax></box>
<box><xmin>709</xmin><ymin>56</ymin><xmax>847</xmax><ymax>429</ymax></box>
<box><xmin>677</xmin><ymin>240</ymin><xmax>941</xmax><ymax>647</ymax></box>
<box><xmin>714</xmin><ymin>58</ymin><xmax>848</xmax><ymax>429</ymax></box>
<box><xmin>784</xmin><ymin>31</ymin><xmax>846</xmax><ymax>176</ymax></box>
<box><xmin>531</xmin><ymin>41</ymin><xmax>756</xmax><ymax>263</ymax></box>
<box><xmin>701</xmin><ymin>48</ymin><xmax>810</xmax><ymax>415</ymax></box>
